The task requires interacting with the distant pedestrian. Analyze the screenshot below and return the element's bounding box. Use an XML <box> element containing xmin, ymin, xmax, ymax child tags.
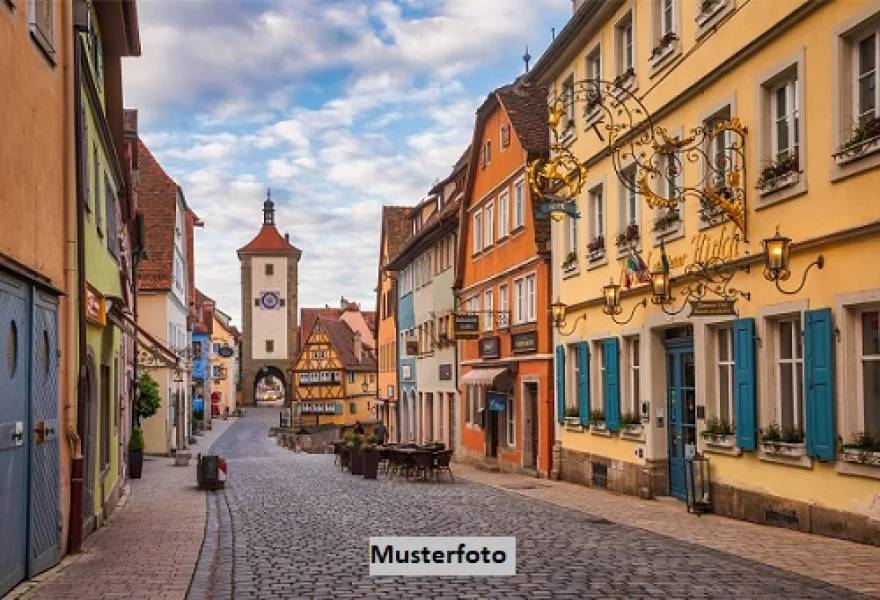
<box><xmin>375</xmin><ymin>421</ymin><xmax>387</xmax><ymax>445</ymax></box>
<box><xmin>353</xmin><ymin>421</ymin><xmax>365</xmax><ymax>435</ymax></box>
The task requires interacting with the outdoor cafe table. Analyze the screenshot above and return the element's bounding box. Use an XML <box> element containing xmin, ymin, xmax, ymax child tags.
<box><xmin>387</xmin><ymin>447</ymin><xmax>435</xmax><ymax>481</ymax></box>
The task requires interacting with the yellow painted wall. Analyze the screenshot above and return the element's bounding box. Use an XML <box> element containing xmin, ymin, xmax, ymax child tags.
<box><xmin>138</xmin><ymin>293</ymin><xmax>172</xmax><ymax>454</ymax></box>
<box><xmin>537</xmin><ymin>0</ymin><xmax>880</xmax><ymax>516</ymax></box>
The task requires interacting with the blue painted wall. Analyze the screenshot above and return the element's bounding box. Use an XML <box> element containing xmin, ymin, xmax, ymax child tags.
<box><xmin>192</xmin><ymin>331</ymin><xmax>209</xmax><ymax>384</ymax></box>
<box><xmin>398</xmin><ymin>278</ymin><xmax>416</xmax><ymax>395</ymax></box>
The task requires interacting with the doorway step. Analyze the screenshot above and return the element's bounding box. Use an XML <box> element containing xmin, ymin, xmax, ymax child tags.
<box><xmin>474</xmin><ymin>458</ymin><xmax>501</xmax><ymax>473</ymax></box>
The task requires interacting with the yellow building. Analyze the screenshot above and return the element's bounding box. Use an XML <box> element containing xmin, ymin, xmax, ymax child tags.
<box><xmin>209</xmin><ymin>309</ymin><xmax>239</xmax><ymax>417</ymax></box>
<box><xmin>530</xmin><ymin>0</ymin><xmax>880</xmax><ymax>544</ymax></box>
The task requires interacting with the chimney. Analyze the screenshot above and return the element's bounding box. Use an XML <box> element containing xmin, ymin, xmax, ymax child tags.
<box><xmin>353</xmin><ymin>331</ymin><xmax>362</xmax><ymax>362</ymax></box>
<box><xmin>285</xmin><ymin>232</ymin><xmax>289</xmax><ymax>242</ymax></box>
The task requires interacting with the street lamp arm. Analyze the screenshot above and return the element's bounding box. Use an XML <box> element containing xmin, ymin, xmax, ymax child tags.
<box><xmin>770</xmin><ymin>255</ymin><xmax>825</xmax><ymax>296</ymax></box>
<box><xmin>556</xmin><ymin>314</ymin><xmax>587</xmax><ymax>337</ymax></box>
<box><xmin>609</xmin><ymin>298</ymin><xmax>647</xmax><ymax>325</ymax></box>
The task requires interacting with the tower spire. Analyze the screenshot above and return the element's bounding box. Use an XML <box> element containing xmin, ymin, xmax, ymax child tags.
<box><xmin>263</xmin><ymin>188</ymin><xmax>275</xmax><ymax>226</ymax></box>
<box><xmin>523</xmin><ymin>45</ymin><xmax>532</xmax><ymax>74</ymax></box>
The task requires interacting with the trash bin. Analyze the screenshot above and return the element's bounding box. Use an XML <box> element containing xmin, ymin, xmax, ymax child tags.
<box><xmin>197</xmin><ymin>454</ymin><xmax>226</xmax><ymax>490</ymax></box>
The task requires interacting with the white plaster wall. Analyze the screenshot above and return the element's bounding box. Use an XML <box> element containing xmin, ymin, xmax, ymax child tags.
<box><xmin>250</xmin><ymin>256</ymin><xmax>289</xmax><ymax>359</ymax></box>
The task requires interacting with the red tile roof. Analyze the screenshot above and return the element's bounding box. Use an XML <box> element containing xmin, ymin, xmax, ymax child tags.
<box><xmin>237</xmin><ymin>224</ymin><xmax>302</xmax><ymax>258</ymax></box>
<box><xmin>300</xmin><ymin>307</ymin><xmax>344</xmax><ymax>348</ymax></box>
<box><xmin>136</xmin><ymin>138</ymin><xmax>178</xmax><ymax>292</ymax></box>
<box><xmin>318</xmin><ymin>317</ymin><xmax>377</xmax><ymax>371</ymax></box>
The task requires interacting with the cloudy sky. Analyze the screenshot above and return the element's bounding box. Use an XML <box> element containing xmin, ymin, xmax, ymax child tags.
<box><xmin>123</xmin><ymin>0</ymin><xmax>571</xmax><ymax>326</ymax></box>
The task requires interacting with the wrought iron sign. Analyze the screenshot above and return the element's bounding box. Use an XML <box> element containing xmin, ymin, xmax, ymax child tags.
<box><xmin>452</xmin><ymin>313</ymin><xmax>480</xmax><ymax>339</ymax></box>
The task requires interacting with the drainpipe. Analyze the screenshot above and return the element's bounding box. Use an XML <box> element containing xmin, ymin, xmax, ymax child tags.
<box><xmin>69</xmin><ymin>18</ymin><xmax>87</xmax><ymax>554</ymax></box>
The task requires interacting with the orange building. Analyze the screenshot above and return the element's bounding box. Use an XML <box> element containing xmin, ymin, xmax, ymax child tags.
<box><xmin>374</xmin><ymin>207</ymin><xmax>411</xmax><ymax>441</ymax></box>
<box><xmin>454</xmin><ymin>77</ymin><xmax>553</xmax><ymax>476</ymax></box>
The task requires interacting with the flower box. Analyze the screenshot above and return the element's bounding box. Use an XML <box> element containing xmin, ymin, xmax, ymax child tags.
<box><xmin>833</xmin><ymin>134</ymin><xmax>880</xmax><ymax>167</ymax></box>
<box><xmin>564</xmin><ymin>417</ymin><xmax>584</xmax><ymax>432</ymax></box>
<box><xmin>650</xmin><ymin>33</ymin><xmax>678</xmax><ymax>66</ymax></box>
<box><xmin>589</xmin><ymin>422</ymin><xmax>607</xmax><ymax>434</ymax></box>
<box><xmin>758</xmin><ymin>170</ymin><xmax>799</xmax><ymax>196</ymax></box>
<box><xmin>615</xmin><ymin>223</ymin><xmax>640</xmax><ymax>248</ymax></box>
<box><xmin>840</xmin><ymin>448</ymin><xmax>880</xmax><ymax>467</ymax></box>
<box><xmin>612</xmin><ymin>68</ymin><xmax>635</xmax><ymax>93</ymax></box>
<box><xmin>652</xmin><ymin>210</ymin><xmax>680</xmax><ymax>233</ymax></box>
<box><xmin>702</xmin><ymin>434</ymin><xmax>736</xmax><ymax>449</ymax></box>
<box><xmin>696</xmin><ymin>0</ymin><xmax>726</xmax><ymax>28</ymax></box>
<box><xmin>563</xmin><ymin>262</ymin><xmax>579</xmax><ymax>276</ymax></box>
<box><xmin>620</xmin><ymin>424</ymin><xmax>644</xmax><ymax>439</ymax></box>
<box><xmin>761</xmin><ymin>441</ymin><xmax>806</xmax><ymax>458</ymax></box>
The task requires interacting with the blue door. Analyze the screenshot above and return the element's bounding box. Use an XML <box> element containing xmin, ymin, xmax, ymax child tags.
<box><xmin>28</xmin><ymin>292</ymin><xmax>61</xmax><ymax>576</ymax></box>
<box><xmin>666</xmin><ymin>340</ymin><xmax>695</xmax><ymax>501</ymax></box>
<box><xmin>0</xmin><ymin>274</ymin><xmax>30</xmax><ymax>597</ymax></box>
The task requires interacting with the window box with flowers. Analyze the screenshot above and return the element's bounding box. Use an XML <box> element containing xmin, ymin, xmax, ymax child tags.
<box><xmin>760</xmin><ymin>422</ymin><xmax>806</xmax><ymax>458</ymax></box>
<box><xmin>619</xmin><ymin>412</ymin><xmax>644</xmax><ymax>439</ymax></box>
<box><xmin>585</xmin><ymin>91</ymin><xmax>603</xmax><ymax>121</ymax></box>
<box><xmin>564</xmin><ymin>406</ymin><xmax>583</xmax><ymax>432</ymax></box>
<box><xmin>615</xmin><ymin>223</ymin><xmax>640</xmax><ymax>248</ymax></box>
<box><xmin>698</xmin><ymin>193</ymin><xmax>729</xmax><ymax>226</ymax></box>
<box><xmin>613</xmin><ymin>67</ymin><xmax>636</xmax><ymax>93</ymax></box>
<box><xmin>650</xmin><ymin>31</ymin><xmax>678</xmax><ymax>66</ymax></box>
<box><xmin>700</xmin><ymin>416</ymin><xmax>736</xmax><ymax>449</ymax></box>
<box><xmin>652</xmin><ymin>208</ymin><xmax>680</xmax><ymax>233</ymax></box>
<box><xmin>840</xmin><ymin>432</ymin><xmax>880</xmax><ymax>467</ymax></box>
<box><xmin>833</xmin><ymin>117</ymin><xmax>880</xmax><ymax>167</ymax></box>
<box><xmin>587</xmin><ymin>235</ymin><xmax>606</xmax><ymax>260</ymax></box>
<box><xmin>589</xmin><ymin>410</ymin><xmax>609</xmax><ymax>435</ymax></box>
<box><xmin>696</xmin><ymin>0</ymin><xmax>727</xmax><ymax>28</ymax></box>
<box><xmin>756</xmin><ymin>154</ymin><xmax>799</xmax><ymax>196</ymax></box>
<box><xmin>562</xmin><ymin>251</ymin><xmax>579</xmax><ymax>275</ymax></box>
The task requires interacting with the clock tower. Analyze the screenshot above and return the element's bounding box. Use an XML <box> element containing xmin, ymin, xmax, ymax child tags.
<box><xmin>237</xmin><ymin>191</ymin><xmax>302</xmax><ymax>405</ymax></box>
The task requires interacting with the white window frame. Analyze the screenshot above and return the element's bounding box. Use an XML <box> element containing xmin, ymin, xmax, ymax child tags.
<box><xmin>857</xmin><ymin>307</ymin><xmax>880</xmax><ymax>433</ymax></box>
<box><xmin>564</xmin><ymin>214</ymin><xmax>578</xmax><ymax>256</ymax></box>
<box><xmin>485</xmin><ymin>201</ymin><xmax>495</xmax><ymax>248</ymax></box>
<box><xmin>483</xmin><ymin>289</ymin><xmax>494</xmax><ymax>331</ymax></box>
<box><xmin>771</xmin><ymin>77</ymin><xmax>800</xmax><ymax>162</ymax></box>
<box><xmin>716</xmin><ymin>325</ymin><xmax>735</xmax><ymax>426</ymax></box>
<box><xmin>473</xmin><ymin>210</ymin><xmax>483</xmax><ymax>254</ymax></box>
<box><xmin>498</xmin><ymin>284</ymin><xmax>509</xmax><ymax>329</ymax></box>
<box><xmin>526</xmin><ymin>274</ymin><xmax>536</xmax><ymax>322</ymax></box>
<box><xmin>616</xmin><ymin>11</ymin><xmax>635</xmax><ymax>76</ymax></box>
<box><xmin>590</xmin><ymin>184</ymin><xmax>605</xmax><ymax>240</ymax></box>
<box><xmin>626</xmin><ymin>336</ymin><xmax>640</xmax><ymax>415</ymax></box>
<box><xmin>593</xmin><ymin>341</ymin><xmax>606</xmax><ymax>413</ymax></box>
<box><xmin>513</xmin><ymin>178</ymin><xmax>526</xmax><ymax>229</ymax></box>
<box><xmin>513</xmin><ymin>278</ymin><xmax>526</xmax><ymax>325</ymax></box>
<box><xmin>498</xmin><ymin>190</ymin><xmax>510</xmax><ymax>238</ymax></box>
<box><xmin>661</xmin><ymin>0</ymin><xmax>675</xmax><ymax>36</ymax></box>
<box><xmin>505</xmin><ymin>395</ymin><xmax>515</xmax><ymax>447</ymax></box>
<box><xmin>855</xmin><ymin>30</ymin><xmax>879</xmax><ymax>125</ymax></box>
<box><xmin>776</xmin><ymin>317</ymin><xmax>805</xmax><ymax>433</ymax></box>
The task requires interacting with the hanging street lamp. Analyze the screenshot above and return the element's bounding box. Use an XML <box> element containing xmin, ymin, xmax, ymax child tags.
<box><xmin>550</xmin><ymin>297</ymin><xmax>586</xmax><ymax>336</ymax></box>
<box><xmin>762</xmin><ymin>225</ymin><xmax>825</xmax><ymax>295</ymax></box>
<box><xmin>601</xmin><ymin>279</ymin><xmax>647</xmax><ymax>325</ymax></box>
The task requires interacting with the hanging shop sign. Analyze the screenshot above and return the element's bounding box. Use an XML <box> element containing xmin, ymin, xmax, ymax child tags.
<box><xmin>487</xmin><ymin>391</ymin><xmax>506</xmax><ymax>412</ymax></box>
<box><xmin>511</xmin><ymin>331</ymin><xmax>538</xmax><ymax>354</ymax></box>
<box><xmin>85</xmin><ymin>284</ymin><xmax>106</xmax><ymax>326</ymax></box>
<box><xmin>479</xmin><ymin>337</ymin><xmax>500</xmax><ymax>359</ymax></box>
<box><xmin>218</xmin><ymin>346</ymin><xmax>234</xmax><ymax>358</ymax></box>
<box><xmin>453</xmin><ymin>313</ymin><xmax>480</xmax><ymax>339</ymax></box>
<box><xmin>539</xmin><ymin>195</ymin><xmax>580</xmax><ymax>219</ymax></box>
<box><xmin>689</xmin><ymin>300</ymin><xmax>738</xmax><ymax>317</ymax></box>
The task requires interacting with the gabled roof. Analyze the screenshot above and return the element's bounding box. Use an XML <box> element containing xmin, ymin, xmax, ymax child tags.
<box><xmin>318</xmin><ymin>317</ymin><xmax>377</xmax><ymax>372</ymax></box>
<box><xmin>136</xmin><ymin>138</ymin><xmax>179</xmax><ymax>292</ymax></box>
<box><xmin>237</xmin><ymin>224</ymin><xmax>302</xmax><ymax>258</ymax></box>
<box><xmin>497</xmin><ymin>81</ymin><xmax>551</xmax><ymax>155</ymax></box>
<box><xmin>300</xmin><ymin>306</ymin><xmax>345</xmax><ymax>349</ymax></box>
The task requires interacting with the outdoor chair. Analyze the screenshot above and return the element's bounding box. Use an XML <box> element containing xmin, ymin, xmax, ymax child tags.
<box><xmin>339</xmin><ymin>445</ymin><xmax>350</xmax><ymax>471</ymax></box>
<box><xmin>410</xmin><ymin>450</ymin><xmax>433</xmax><ymax>482</ymax></box>
<box><xmin>432</xmin><ymin>450</ymin><xmax>453</xmax><ymax>482</ymax></box>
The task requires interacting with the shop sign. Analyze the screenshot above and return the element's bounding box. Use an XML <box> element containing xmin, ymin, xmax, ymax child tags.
<box><xmin>453</xmin><ymin>313</ymin><xmax>480</xmax><ymax>339</ymax></box>
<box><xmin>479</xmin><ymin>337</ymin><xmax>500</xmax><ymax>359</ymax></box>
<box><xmin>438</xmin><ymin>364</ymin><xmax>452</xmax><ymax>380</ymax></box>
<box><xmin>406</xmin><ymin>340</ymin><xmax>419</xmax><ymax>355</ymax></box>
<box><xmin>218</xmin><ymin>346</ymin><xmax>234</xmax><ymax>358</ymax></box>
<box><xmin>641</xmin><ymin>225</ymin><xmax>743</xmax><ymax>276</ymax></box>
<box><xmin>689</xmin><ymin>300</ymin><xmax>737</xmax><ymax>317</ymax></box>
<box><xmin>487</xmin><ymin>391</ymin><xmax>506</xmax><ymax>412</ymax></box>
<box><xmin>85</xmin><ymin>284</ymin><xmax>106</xmax><ymax>326</ymax></box>
<box><xmin>297</xmin><ymin>402</ymin><xmax>339</xmax><ymax>415</ymax></box>
<box><xmin>511</xmin><ymin>331</ymin><xmax>537</xmax><ymax>354</ymax></box>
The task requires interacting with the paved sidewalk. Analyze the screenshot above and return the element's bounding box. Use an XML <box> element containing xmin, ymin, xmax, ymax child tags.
<box><xmin>453</xmin><ymin>462</ymin><xmax>880</xmax><ymax>597</ymax></box>
<box><xmin>7</xmin><ymin>419</ymin><xmax>234</xmax><ymax>600</ymax></box>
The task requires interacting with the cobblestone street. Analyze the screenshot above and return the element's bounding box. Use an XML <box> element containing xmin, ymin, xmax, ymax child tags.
<box><xmin>198</xmin><ymin>408</ymin><xmax>877</xmax><ymax>599</ymax></box>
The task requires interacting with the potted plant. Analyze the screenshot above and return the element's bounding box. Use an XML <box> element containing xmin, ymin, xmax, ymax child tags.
<box><xmin>620</xmin><ymin>412</ymin><xmax>643</xmax><ymax>437</ymax></box>
<box><xmin>834</xmin><ymin>116</ymin><xmax>880</xmax><ymax>164</ymax></box>
<box><xmin>563</xmin><ymin>406</ymin><xmax>581</xmax><ymax>429</ymax></box>
<box><xmin>651</xmin><ymin>31</ymin><xmax>678</xmax><ymax>61</ymax></box>
<box><xmin>128</xmin><ymin>426</ymin><xmax>145</xmax><ymax>479</ymax></box>
<box><xmin>613</xmin><ymin>67</ymin><xmax>635</xmax><ymax>88</ymax></box>
<box><xmin>760</xmin><ymin>422</ymin><xmax>806</xmax><ymax>457</ymax></box>
<box><xmin>755</xmin><ymin>154</ymin><xmax>799</xmax><ymax>193</ymax></box>
<box><xmin>362</xmin><ymin>434</ymin><xmax>381</xmax><ymax>479</ymax></box>
<box><xmin>840</xmin><ymin>431</ymin><xmax>880</xmax><ymax>467</ymax></box>
<box><xmin>652</xmin><ymin>208</ymin><xmax>680</xmax><ymax>233</ymax></box>
<box><xmin>587</xmin><ymin>235</ymin><xmax>605</xmax><ymax>256</ymax></box>
<box><xmin>615</xmin><ymin>223</ymin><xmax>640</xmax><ymax>248</ymax></box>
<box><xmin>589</xmin><ymin>409</ymin><xmax>607</xmax><ymax>433</ymax></box>
<box><xmin>700</xmin><ymin>416</ymin><xmax>735</xmax><ymax>448</ymax></box>
<box><xmin>135</xmin><ymin>372</ymin><xmax>162</xmax><ymax>424</ymax></box>
<box><xmin>562</xmin><ymin>251</ymin><xmax>578</xmax><ymax>271</ymax></box>
<box><xmin>347</xmin><ymin>432</ymin><xmax>365</xmax><ymax>475</ymax></box>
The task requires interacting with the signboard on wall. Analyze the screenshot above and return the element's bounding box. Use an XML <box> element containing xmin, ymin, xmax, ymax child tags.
<box><xmin>689</xmin><ymin>300</ymin><xmax>737</xmax><ymax>317</ymax></box>
<box><xmin>511</xmin><ymin>331</ymin><xmax>537</xmax><ymax>354</ymax></box>
<box><xmin>85</xmin><ymin>284</ymin><xmax>106</xmax><ymax>326</ymax></box>
<box><xmin>453</xmin><ymin>313</ymin><xmax>480</xmax><ymax>339</ymax></box>
<box><xmin>487</xmin><ymin>391</ymin><xmax>506</xmax><ymax>412</ymax></box>
<box><xmin>218</xmin><ymin>346</ymin><xmax>234</xmax><ymax>358</ymax></box>
<box><xmin>438</xmin><ymin>364</ymin><xmax>452</xmax><ymax>380</ymax></box>
<box><xmin>479</xmin><ymin>337</ymin><xmax>500</xmax><ymax>359</ymax></box>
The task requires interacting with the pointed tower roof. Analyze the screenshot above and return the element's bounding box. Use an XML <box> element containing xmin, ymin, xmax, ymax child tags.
<box><xmin>237</xmin><ymin>189</ymin><xmax>302</xmax><ymax>258</ymax></box>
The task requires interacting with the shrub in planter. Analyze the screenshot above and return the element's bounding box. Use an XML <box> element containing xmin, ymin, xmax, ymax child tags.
<box><xmin>128</xmin><ymin>426</ymin><xmax>145</xmax><ymax>479</ymax></box>
<box><xmin>840</xmin><ymin>116</ymin><xmax>880</xmax><ymax>151</ymax></box>
<box><xmin>587</xmin><ymin>235</ymin><xmax>605</xmax><ymax>255</ymax></box>
<box><xmin>562</xmin><ymin>251</ymin><xmax>578</xmax><ymax>269</ymax></box>
<box><xmin>701</xmin><ymin>416</ymin><xmax>734</xmax><ymax>441</ymax></box>
<box><xmin>589</xmin><ymin>409</ymin><xmax>606</xmax><ymax>427</ymax></box>
<box><xmin>563</xmin><ymin>406</ymin><xmax>580</xmax><ymax>419</ymax></box>
<box><xmin>135</xmin><ymin>372</ymin><xmax>162</xmax><ymax>423</ymax></box>
<box><xmin>840</xmin><ymin>431</ymin><xmax>880</xmax><ymax>465</ymax></box>
<box><xmin>756</xmin><ymin>154</ymin><xmax>798</xmax><ymax>189</ymax></box>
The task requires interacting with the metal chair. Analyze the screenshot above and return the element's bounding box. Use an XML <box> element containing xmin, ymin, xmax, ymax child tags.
<box><xmin>410</xmin><ymin>450</ymin><xmax>433</xmax><ymax>482</ymax></box>
<box><xmin>432</xmin><ymin>451</ymin><xmax>453</xmax><ymax>482</ymax></box>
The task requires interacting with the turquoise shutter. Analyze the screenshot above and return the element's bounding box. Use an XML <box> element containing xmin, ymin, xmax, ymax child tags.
<box><xmin>335</xmin><ymin>402</ymin><xmax>343</xmax><ymax>415</ymax></box>
<box><xmin>733</xmin><ymin>318</ymin><xmax>757</xmax><ymax>451</ymax></box>
<box><xmin>604</xmin><ymin>338</ymin><xmax>620</xmax><ymax>432</ymax></box>
<box><xmin>805</xmin><ymin>308</ymin><xmax>835</xmax><ymax>461</ymax></box>
<box><xmin>555</xmin><ymin>345</ymin><xmax>565</xmax><ymax>423</ymax></box>
<box><xmin>577</xmin><ymin>342</ymin><xmax>591</xmax><ymax>426</ymax></box>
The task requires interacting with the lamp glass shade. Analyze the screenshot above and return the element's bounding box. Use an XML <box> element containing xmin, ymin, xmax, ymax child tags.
<box><xmin>603</xmin><ymin>282</ymin><xmax>621</xmax><ymax>312</ymax></box>
<box><xmin>550</xmin><ymin>298</ymin><xmax>567</xmax><ymax>325</ymax></box>
<box><xmin>763</xmin><ymin>232</ymin><xmax>790</xmax><ymax>273</ymax></box>
<box><xmin>651</xmin><ymin>270</ymin><xmax>670</xmax><ymax>301</ymax></box>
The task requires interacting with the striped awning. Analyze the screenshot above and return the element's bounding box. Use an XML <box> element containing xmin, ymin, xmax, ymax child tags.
<box><xmin>460</xmin><ymin>367</ymin><xmax>509</xmax><ymax>387</ymax></box>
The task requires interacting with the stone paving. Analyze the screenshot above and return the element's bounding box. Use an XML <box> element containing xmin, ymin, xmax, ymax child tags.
<box><xmin>7</xmin><ymin>418</ymin><xmax>234</xmax><ymax>600</ymax></box>
<box><xmin>205</xmin><ymin>408</ymin><xmax>875</xmax><ymax>599</ymax></box>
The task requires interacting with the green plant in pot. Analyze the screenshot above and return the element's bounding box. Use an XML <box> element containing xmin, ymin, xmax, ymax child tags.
<box><xmin>128</xmin><ymin>426</ymin><xmax>145</xmax><ymax>479</ymax></box>
<box><xmin>563</xmin><ymin>406</ymin><xmax>580</xmax><ymax>419</ymax></box>
<box><xmin>589</xmin><ymin>409</ymin><xmax>606</xmax><ymax>427</ymax></box>
<box><xmin>348</xmin><ymin>433</ymin><xmax>364</xmax><ymax>475</ymax></box>
<box><xmin>135</xmin><ymin>372</ymin><xmax>162</xmax><ymax>424</ymax></box>
<box><xmin>362</xmin><ymin>434</ymin><xmax>380</xmax><ymax>479</ymax></box>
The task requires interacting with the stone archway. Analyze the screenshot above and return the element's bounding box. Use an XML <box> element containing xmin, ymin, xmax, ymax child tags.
<box><xmin>252</xmin><ymin>365</ymin><xmax>290</xmax><ymax>407</ymax></box>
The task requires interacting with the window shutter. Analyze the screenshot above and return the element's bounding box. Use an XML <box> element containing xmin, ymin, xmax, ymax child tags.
<box><xmin>805</xmin><ymin>308</ymin><xmax>835</xmax><ymax>461</ymax></box>
<box><xmin>577</xmin><ymin>342</ymin><xmax>590</xmax><ymax>426</ymax></box>
<box><xmin>733</xmin><ymin>318</ymin><xmax>757</xmax><ymax>451</ymax></box>
<box><xmin>555</xmin><ymin>345</ymin><xmax>565</xmax><ymax>423</ymax></box>
<box><xmin>604</xmin><ymin>338</ymin><xmax>620</xmax><ymax>432</ymax></box>
<box><xmin>335</xmin><ymin>403</ymin><xmax>343</xmax><ymax>415</ymax></box>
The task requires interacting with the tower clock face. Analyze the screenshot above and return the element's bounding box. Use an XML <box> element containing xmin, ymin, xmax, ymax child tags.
<box><xmin>260</xmin><ymin>291</ymin><xmax>280</xmax><ymax>310</ymax></box>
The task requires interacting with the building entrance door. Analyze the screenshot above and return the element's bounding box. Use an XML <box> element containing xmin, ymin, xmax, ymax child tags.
<box><xmin>665</xmin><ymin>339</ymin><xmax>696</xmax><ymax>501</ymax></box>
<box><xmin>522</xmin><ymin>383</ymin><xmax>538</xmax><ymax>469</ymax></box>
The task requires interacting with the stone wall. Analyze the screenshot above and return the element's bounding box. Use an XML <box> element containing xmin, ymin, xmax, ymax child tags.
<box><xmin>559</xmin><ymin>448</ymin><xmax>667</xmax><ymax>500</ymax></box>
